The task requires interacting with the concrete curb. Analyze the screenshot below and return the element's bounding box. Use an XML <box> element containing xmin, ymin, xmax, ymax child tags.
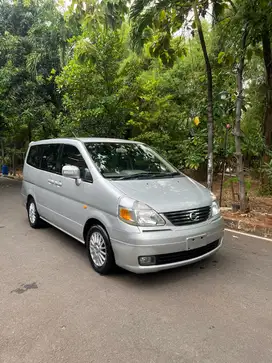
<box><xmin>223</xmin><ymin>217</ymin><xmax>272</xmax><ymax>239</ymax></box>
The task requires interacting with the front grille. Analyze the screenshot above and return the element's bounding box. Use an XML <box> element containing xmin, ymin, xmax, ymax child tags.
<box><xmin>164</xmin><ymin>206</ymin><xmax>211</xmax><ymax>226</ymax></box>
<box><xmin>155</xmin><ymin>240</ymin><xmax>220</xmax><ymax>265</ymax></box>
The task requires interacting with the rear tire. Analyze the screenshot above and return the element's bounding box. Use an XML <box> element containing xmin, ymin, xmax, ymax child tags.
<box><xmin>27</xmin><ymin>198</ymin><xmax>43</xmax><ymax>229</ymax></box>
<box><xmin>86</xmin><ymin>225</ymin><xmax>115</xmax><ymax>275</ymax></box>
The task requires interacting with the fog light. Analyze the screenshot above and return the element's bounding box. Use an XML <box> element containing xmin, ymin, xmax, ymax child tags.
<box><xmin>138</xmin><ymin>256</ymin><xmax>156</xmax><ymax>266</ymax></box>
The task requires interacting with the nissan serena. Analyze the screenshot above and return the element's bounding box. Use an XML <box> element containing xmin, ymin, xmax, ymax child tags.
<box><xmin>21</xmin><ymin>138</ymin><xmax>224</xmax><ymax>274</ymax></box>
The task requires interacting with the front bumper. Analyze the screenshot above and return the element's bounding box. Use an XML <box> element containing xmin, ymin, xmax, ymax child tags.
<box><xmin>111</xmin><ymin>216</ymin><xmax>224</xmax><ymax>273</ymax></box>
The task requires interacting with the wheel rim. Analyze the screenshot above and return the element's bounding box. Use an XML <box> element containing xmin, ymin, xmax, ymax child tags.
<box><xmin>89</xmin><ymin>231</ymin><xmax>107</xmax><ymax>267</ymax></box>
<box><xmin>29</xmin><ymin>202</ymin><xmax>36</xmax><ymax>224</ymax></box>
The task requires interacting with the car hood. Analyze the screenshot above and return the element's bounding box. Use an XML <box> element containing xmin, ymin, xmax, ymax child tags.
<box><xmin>110</xmin><ymin>177</ymin><xmax>212</xmax><ymax>213</ymax></box>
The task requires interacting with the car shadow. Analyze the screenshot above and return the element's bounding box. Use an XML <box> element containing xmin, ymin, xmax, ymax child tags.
<box><xmin>37</xmin><ymin>221</ymin><xmax>88</xmax><ymax>261</ymax></box>
<box><xmin>38</xmin><ymin>222</ymin><xmax>230</xmax><ymax>287</ymax></box>
<box><xmin>110</xmin><ymin>251</ymin><xmax>228</xmax><ymax>287</ymax></box>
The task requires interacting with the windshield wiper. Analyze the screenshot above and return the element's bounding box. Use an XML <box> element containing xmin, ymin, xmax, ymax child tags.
<box><xmin>119</xmin><ymin>171</ymin><xmax>181</xmax><ymax>180</ymax></box>
<box><xmin>150</xmin><ymin>172</ymin><xmax>181</xmax><ymax>178</ymax></box>
<box><xmin>119</xmin><ymin>172</ymin><xmax>157</xmax><ymax>180</ymax></box>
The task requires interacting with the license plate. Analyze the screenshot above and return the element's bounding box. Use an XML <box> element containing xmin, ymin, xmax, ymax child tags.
<box><xmin>187</xmin><ymin>234</ymin><xmax>207</xmax><ymax>250</ymax></box>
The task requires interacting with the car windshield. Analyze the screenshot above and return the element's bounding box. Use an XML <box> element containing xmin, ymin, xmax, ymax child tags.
<box><xmin>84</xmin><ymin>142</ymin><xmax>182</xmax><ymax>180</ymax></box>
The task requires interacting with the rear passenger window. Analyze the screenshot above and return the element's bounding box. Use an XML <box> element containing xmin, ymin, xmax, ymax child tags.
<box><xmin>40</xmin><ymin>144</ymin><xmax>61</xmax><ymax>173</ymax></box>
<box><xmin>27</xmin><ymin>146</ymin><xmax>42</xmax><ymax>168</ymax></box>
<box><xmin>61</xmin><ymin>144</ymin><xmax>92</xmax><ymax>182</ymax></box>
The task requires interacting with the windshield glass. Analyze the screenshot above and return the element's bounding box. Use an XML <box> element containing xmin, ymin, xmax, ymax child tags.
<box><xmin>84</xmin><ymin>142</ymin><xmax>182</xmax><ymax>180</ymax></box>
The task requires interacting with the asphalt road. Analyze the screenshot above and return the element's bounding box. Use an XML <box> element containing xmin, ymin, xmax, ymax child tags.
<box><xmin>0</xmin><ymin>177</ymin><xmax>272</xmax><ymax>363</ymax></box>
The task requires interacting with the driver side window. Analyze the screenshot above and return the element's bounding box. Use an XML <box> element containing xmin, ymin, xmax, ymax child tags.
<box><xmin>61</xmin><ymin>144</ymin><xmax>92</xmax><ymax>182</ymax></box>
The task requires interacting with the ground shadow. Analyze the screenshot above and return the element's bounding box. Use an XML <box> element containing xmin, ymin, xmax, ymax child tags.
<box><xmin>39</xmin><ymin>223</ymin><xmax>231</xmax><ymax>288</ymax></box>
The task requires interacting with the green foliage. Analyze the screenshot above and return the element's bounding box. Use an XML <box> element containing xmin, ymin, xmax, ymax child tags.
<box><xmin>224</xmin><ymin>176</ymin><xmax>252</xmax><ymax>193</ymax></box>
<box><xmin>0</xmin><ymin>0</ymin><xmax>272</xmax><ymax>197</ymax></box>
<box><xmin>56</xmin><ymin>23</ymin><xmax>130</xmax><ymax>138</ymax></box>
<box><xmin>259</xmin><ymin>151</ymin><xmax>272</xmax><ymax>195</ymax></box>
<box><xmin>0</xmin><ymin>0</ymin><xmax>68</xmax><ymax>169</ymax></box>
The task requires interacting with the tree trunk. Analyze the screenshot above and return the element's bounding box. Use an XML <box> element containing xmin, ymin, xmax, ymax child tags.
<box><xmin>0</xmin><ymin>138</ymin><xmax>4</xmax><ymax>166</ymax></box>
<box><xmin>28</xmin><ymin>122</ymin><xmax>32</xmax><ymax>143</ymax></box>
<box><xmin>262</xmin><ymin>25</ymin><xmax>272</xmax><ymax>155</ymax></box>
<box><xmin>12</xmin><ymin>148</ymin><xmax>16</xmax><ymax>176</ymax></box>
<box><xmin>193</xmin><ymin>3</ymin><xmax>214</xmax><ymax>190</ymax></box>
<box><xmin>234</xmin><ymin>26</ymin><xmax>248</xmax><ymax>213</ymax></box>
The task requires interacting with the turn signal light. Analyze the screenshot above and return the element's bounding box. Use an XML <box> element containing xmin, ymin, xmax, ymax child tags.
<box><xmin>119</xmin><ymin>208</ymin><xmax>134</xmax><ymax>222</ymax></box>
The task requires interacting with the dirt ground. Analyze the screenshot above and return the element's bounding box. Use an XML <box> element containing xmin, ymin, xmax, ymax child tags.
<box><xmin>212</xmin><ymin>177</ymin><xmax>272</xmax><ymax>214</ymax></box>
<box><xmin>211</xmin><ymin>176</ymin><xmax>272</xmax><ymax>229</ymax></box>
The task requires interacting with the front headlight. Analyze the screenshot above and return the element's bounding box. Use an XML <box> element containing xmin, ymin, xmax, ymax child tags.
<box><xmin>118</xmin><ymin>198</ymin><xmax>165</xmax><ymax>227</ymax></box>
<box><xmin>210</xmin><ymin>192</ymin><xmax>220</xmax><ymax>216</ymax></box>
<box><xmin>211</xmin><ymin>200</ymin><xmax>220</xmax><ymax>217</ymax></box>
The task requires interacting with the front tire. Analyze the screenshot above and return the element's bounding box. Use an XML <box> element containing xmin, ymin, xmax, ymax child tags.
<box><xmin>27</xmin><ymin>198</ymin><xmax>43</xmax><ymax>229</ymax></box>
<box><xmin>86</xmin><ymin>225</ymin><xmax>115</xmax><ymax>275</ymax></box>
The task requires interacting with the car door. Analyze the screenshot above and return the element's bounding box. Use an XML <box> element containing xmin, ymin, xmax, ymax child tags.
<box><xmin>34</xmin><ymin>143</ymin><xmax>63</xmax><ymax>224</ymax></box>
<box><xmin>50</xmin><ymin>143</ymin><xmax>93</xmax><ymax>240</ymax></box>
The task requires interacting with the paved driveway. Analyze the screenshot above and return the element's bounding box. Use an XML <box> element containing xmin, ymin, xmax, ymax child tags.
<box><xmin>0</xmin><ymin>177</ymin><xmax>272</xmax><ymax>363</ymax></box>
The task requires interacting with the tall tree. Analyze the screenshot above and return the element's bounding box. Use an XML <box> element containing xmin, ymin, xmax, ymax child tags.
<box><xmin>57</xmin><ymin>0</ymin><xmax>131</xmax><ymax>137</ymax></box>
<box><xmin>193</xmin><ymin>3</ymin><xmax>214</xmax><ymax>190</ymax></box>
<box><xmin>236</xmin><ymin>0</ymin><xmax>272</xmax><ymax>158</ymax></box>
<box><xmin>130</xmin><ymin>0</ymin><xmax>218</xmax><ymax>189</ymax></box>
<box><xmin>0</xmin><ymin>0</ymin><xmax>68</xmax><ymax>170</ymax></box>
<box><xmin>234</xmin><ymin>24</ymin><xmax>249</xmax><ymax>212</ymax></box>
<box><xmin>261</xmin><ymin>13</ymin><xmax>272</xmax><ymax>157</ymax></box>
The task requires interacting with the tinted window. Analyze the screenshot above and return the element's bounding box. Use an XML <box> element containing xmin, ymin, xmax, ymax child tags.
<box><xmin>27</xmin><ymin>145</ymin><xmax>42</xmax><ymax>168</ymax></box>
<box><xmin>40</xmin><ymin>144</ymin><xmax>61</xmax><ymax>173</ymax></box>
<box><xmin>61</xmin><ymin>144</ymin><xmax>92</xmax><ymax>182</ymax></box>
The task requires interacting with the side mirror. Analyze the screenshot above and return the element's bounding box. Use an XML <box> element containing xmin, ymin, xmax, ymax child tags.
<box><xmin>62</xmin><ymin>165</ymin><xmax>81</xmax><ymax>185</ymax></box>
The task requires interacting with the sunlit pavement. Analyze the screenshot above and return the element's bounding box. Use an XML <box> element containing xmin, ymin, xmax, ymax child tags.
<box><xmin>0</xmin><ymin>177</ymin><xmax>272</xmax><ymax>363</ymax></box>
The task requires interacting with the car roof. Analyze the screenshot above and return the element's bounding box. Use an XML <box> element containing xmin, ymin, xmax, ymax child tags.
<box><xmin>29</xmin><ymin>138</ymin><xmax>141</xmax><ymax>146</ymax></box>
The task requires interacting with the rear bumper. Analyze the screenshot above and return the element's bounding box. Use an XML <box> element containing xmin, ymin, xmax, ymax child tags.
<box><xmin>111</xmin><ymin>216</ymin><xmax>224</xmax><ymax>273</ymax></box>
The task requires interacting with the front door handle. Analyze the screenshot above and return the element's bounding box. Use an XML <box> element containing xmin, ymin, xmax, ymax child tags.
<box><xmin>55</xmin><ymin>181</ymin><xmax>62</xmax><ymax>187</ymax></box>
<box><xmin>48</xmin><ymin>179</ymin><xmax>54</xmax><ymax>184</ymax></box>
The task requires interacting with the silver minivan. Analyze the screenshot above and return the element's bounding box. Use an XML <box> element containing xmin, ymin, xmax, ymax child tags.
<box><xmin>21</xmin><ymin>138</ymin><xmax>224</xmax><ymax>274</ymax></box>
